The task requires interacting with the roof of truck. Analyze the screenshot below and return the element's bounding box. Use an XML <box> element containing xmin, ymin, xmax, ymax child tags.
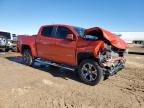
<box><xmin>41</xmin><ymin>24</ymin><xmax>84</xmax><ymax>29</ymax></box>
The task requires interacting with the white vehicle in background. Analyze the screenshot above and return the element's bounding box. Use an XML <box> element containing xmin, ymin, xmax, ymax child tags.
<box><xmin>0</xmin><ymin>31</ymin><xmax>17</xmax><ymax>52</ymax></box>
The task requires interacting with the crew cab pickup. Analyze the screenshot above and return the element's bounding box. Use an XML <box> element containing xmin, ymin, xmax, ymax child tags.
<box><xmin>17</xmin><ymin>24</ymin><xmax>128</xmax><ymax>85</ymax></box>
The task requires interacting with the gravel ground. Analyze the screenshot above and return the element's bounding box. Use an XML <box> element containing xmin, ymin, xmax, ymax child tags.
<box><xmin>0</xmin><ymin>48</ymin><xmax>144</xmax><ymax>108</ymax></box>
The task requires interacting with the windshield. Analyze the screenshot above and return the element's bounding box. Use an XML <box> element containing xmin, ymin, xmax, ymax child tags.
<box><xmin>74</xmin><ymin>27</ymin><xmax>85</xmax><ymax>37</ymax></box>
<box><xmin>74</xmin><ymin>27</ymin><xmax>99</xmax><ymax>40</ymax></box>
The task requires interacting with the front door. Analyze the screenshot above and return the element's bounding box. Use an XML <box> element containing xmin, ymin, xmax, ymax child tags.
<box><xmin>53</xmin><ymin>26</ymin><xmax>77</xmax><ymax>65</ymax></box>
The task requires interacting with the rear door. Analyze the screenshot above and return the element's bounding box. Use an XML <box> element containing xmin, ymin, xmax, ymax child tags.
<box><xmin>53</xmin><ymin>26</ymin><xmax>77</xmax><ymax>65</ymax></box>
<box><xmin>36</xmin><ymin>26</ymin><xmax>57</xmax><ymax>60</ymax></box>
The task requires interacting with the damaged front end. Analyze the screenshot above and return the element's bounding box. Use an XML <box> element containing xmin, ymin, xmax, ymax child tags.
<box><xmin>99</xmin><ymin>43</ymin><xmax>127</xmax><ymax>76</ymax></box>
<box><xmin>85</xmin><ymin>27</ymin><xmax>128</xmax><ymax>76</ymax></box>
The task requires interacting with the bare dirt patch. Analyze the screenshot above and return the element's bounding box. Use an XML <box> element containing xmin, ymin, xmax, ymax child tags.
<box><xmin>0</xmin><ymin>50</ymin><xmax>144</xmax><ymax>108</ymax></box>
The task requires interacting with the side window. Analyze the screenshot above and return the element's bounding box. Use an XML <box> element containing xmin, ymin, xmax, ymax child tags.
<box><xmin>41</xmin><ymin>26</ymin><xmax>53</xmax><ymax>37</ymax></box>
<box><xmin>56</xmin><ymin>26</ymin><xmax>73</xmax><ymax>39</ymax></box>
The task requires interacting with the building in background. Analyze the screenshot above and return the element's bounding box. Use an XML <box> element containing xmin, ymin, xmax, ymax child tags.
<box><xmin>115</xmin><ymin>32</ymin><xmax>144</xmax><ymax>44</ymax></box>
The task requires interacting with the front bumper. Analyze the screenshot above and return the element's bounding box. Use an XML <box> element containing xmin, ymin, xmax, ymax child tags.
<box><xmin>102</xmin><ymin>57</ymin><xmax>126</xmax><ymax>76</ymax></box>
<box><xmin>102</xmin><ymin>57</ymin><xmax>126</xmax><ymax>67</ymax></box>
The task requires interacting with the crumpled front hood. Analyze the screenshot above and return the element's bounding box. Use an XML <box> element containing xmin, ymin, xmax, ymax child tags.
<box><xmin>85</xmin><ymin>27</ymin><xmax>128</xmax><ymax>50</ymax></box>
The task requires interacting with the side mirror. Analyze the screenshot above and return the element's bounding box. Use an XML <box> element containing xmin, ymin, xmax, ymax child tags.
<box><xmin>66</xmin><ymin>34</ymin><xmax>75</xmax><ymax>41</ymax></box>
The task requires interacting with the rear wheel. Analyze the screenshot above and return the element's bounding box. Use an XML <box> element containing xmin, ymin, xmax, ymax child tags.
<box><xmin>78</xmin><ymin>59</ymin><xmax>104</xmax><ymax>86</ymax></box>
<box><xmin>22</xmin><ymin>49</ymin><xmax>34</xmax><ymax>66</ymax></box>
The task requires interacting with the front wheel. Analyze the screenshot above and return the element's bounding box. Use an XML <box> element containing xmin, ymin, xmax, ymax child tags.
<box><xmin>78</xmin><ymin>59</ymin><xmax>104</xmax><ymax>86</ymax></box>
<box><xmin>22</xmin><ymin>49</ymin><xmax>34</xmax><ymax>66</ymax></box>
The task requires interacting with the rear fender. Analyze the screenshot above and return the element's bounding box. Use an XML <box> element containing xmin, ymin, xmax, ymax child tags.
<box><xmin>17</xmin><ymin>35</ymin><xmax>37</xmax><ymax>57</ymax></box>
<box><xmin>21</xmin><ymin>44</ymin><xmax>37</xmax><ymax>57</ymax></box>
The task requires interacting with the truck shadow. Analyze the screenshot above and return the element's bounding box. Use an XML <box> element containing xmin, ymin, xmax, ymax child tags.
<box><xmin>128</xmin><ymin>52</ymin><xmax>144</xmax><ymax>55</ymax></box>
<box><xmin>6</xmin><ymin>56</ymin><xmax>82</xmax><ymax>84</ymax></box>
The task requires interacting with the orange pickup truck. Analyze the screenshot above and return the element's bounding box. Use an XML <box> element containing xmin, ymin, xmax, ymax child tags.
<box><xmin>17</xmin><ymin>24</ymin><xmax>128</xmax><ymax>85</ymax></box>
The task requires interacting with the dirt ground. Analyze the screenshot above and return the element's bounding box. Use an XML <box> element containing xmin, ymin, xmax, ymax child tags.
<box><xmin>0</xmin><ymin>47</ymin><xmax>144</xmax><ymax>108</ymax></box>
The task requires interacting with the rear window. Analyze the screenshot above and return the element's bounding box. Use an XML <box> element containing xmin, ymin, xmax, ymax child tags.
<box><xmin>0</xmin><ymin>32</ymin><xmax>11</xmax><ymax>39</ymax></box>
<box><xmin>41</xmin><ymin>26</ymin><xmax>53</xmax><ymax>37</ymax></box>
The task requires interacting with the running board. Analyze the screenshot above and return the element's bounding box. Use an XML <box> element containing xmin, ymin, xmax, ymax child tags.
<box><xmin>35</xmin><ymin>59</ymin><xmax>75</xmax><ymax>71</ymax></box>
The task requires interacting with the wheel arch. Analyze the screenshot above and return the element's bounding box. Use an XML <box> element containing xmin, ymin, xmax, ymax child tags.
<box><xmin>21</xmin><ymin>44</ymin><xmax>31</xmax><ymax>54</ymax></box>
<box><xmin>77</xmin><ymin>52</ymin><xmax>99</xmax><ymax>65</ymax></box>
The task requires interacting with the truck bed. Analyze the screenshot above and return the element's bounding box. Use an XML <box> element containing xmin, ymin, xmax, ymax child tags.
<box><xmin>17</xmin><ymin>35</ymin><xmax>37</xmax><ymax>56</ymax></box>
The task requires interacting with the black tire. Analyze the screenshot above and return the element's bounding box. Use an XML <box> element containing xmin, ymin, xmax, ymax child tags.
<box><xmin>5</xmin><ymin>47</ymin><xmax>9</xmax><ymax>52</ymax></box>
<box><xmin>1</xmin><ymin>48</ymin><xmax>6</xmax><ymax>52</ymax></box>
<box><xmin>2</xmin><ymin>48</ymin><xmax>9</xmax><ymax>52</ymax></box>
<box><xmin>22</xmin><ymin>49</ymin><xmax>34</xmax><ymax>66</ymax></box>
<box><xmin>78</xmin><ymin>59</ymin><xmax>104</xmax><ymax>86</ymax></box>
<box><xmin>11</xmin><ymin>47</ymin><xmax>17</xmax><ymax>52</ymax></box>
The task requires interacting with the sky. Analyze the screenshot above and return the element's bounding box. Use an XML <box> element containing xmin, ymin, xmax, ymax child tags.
<box><xmin>0</xmin><ymin>0</ymin><xmax>144</xmax><ymax>34</ymax></box>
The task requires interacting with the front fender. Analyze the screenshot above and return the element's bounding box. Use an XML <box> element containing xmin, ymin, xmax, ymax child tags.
<box><xmin>93</xmin><ymin>41</ymin><xmax>105</xmax><ymax>59</ymax></box>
